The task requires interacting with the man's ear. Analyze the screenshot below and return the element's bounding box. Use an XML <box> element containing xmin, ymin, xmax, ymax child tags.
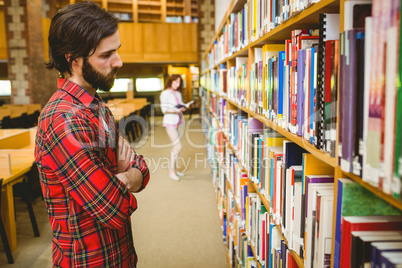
<box><xmin>65</xmin><ymin>53</ymin><xmax>72</xmax><ymax>63</ymax></box>
<box><xmin>66</xmin><ymin>54</ymin><xmax>82</xmax><ymax>68</ymax></box>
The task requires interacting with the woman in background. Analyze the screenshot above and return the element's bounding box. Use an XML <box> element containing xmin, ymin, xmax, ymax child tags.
<box><xmin>160</xmin><ymin>75</ymin><xmax>187</xmax><ymax>181</ymax></box>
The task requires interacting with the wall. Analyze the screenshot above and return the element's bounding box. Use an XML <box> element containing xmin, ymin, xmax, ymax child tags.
<box><xmin>198</xmin><ymin>0</ymin><xmax>215</xmax><ymax>61</ymax></box>
<box><xmin>118</xmin><ymin>22</ymin><xmax>198</xmax><ymax>63</ymax></box>
<box><xmin>214</xmin><ymin>0</ymin><xmax>230</xmax><ymax>32</ymax></box>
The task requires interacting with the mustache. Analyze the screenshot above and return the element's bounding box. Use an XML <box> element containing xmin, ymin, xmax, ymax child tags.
<box><xmin>110</xmin><ymin>67</ymin><xmax>119</xmax><ymax>76</ymax></box>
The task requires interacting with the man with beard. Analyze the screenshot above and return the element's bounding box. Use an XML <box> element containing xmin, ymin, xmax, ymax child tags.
<box><xmin>34</xmin><ymin>2</ymin><xmax>150</xmax><ymax>267</ymax></box>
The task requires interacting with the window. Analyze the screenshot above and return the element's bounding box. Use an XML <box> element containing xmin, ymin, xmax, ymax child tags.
<box><xmin>135</xmin><ymin>77</ymin><xmax>164</xmax><ymax>92</ymax></box>
<box><xmin>0</xmin><ymin>80</ymin><xmax>11</xmax><ymax>96</ymax></box>
<box><xmin>109</xmin><ymin>78</ymin><xmax>133</xmax><ymax>93</ymax></box>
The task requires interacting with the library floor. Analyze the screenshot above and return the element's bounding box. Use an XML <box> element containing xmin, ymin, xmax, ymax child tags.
<box><xmin>0</xmin><ymin>115</ymin><xmax>228</xmax><ymax>268</ymax></box>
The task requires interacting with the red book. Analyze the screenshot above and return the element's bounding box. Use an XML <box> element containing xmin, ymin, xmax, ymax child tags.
<box><xmin>262</xmin><ymin>216</ymin><xmax>266</xmax><ymax>264</ymax></box>
<box><xmin>266</xmin><ymin>214</ymin><xmax>270</xmax><ymax>267</ymax></box>
<box><xmin>324</xmin><ymin>41</ymin><xmax>333</xmax><ymax>103</ymax></box>
<box><xmin>340</xmin><ymin>216</ymin><xmax>402</xmax><ymax>268</ymax></box>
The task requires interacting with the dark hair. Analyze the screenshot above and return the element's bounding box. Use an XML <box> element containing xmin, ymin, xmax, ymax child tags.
<box><xmin>46</xmin><ymin>1</ymin><xmax>119</xmax><ymax>76</ymax></box>
<box><xmin>164</xmin><ymin>74</ymin><xmax>183</xmax><ymax>92</ymax></box>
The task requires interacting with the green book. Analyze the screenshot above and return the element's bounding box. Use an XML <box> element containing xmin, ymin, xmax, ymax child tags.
<box><xmin>394</xmin><ymin>1</ymin><xmax>402</xmax><ymax>200</ymax></box>
<box><xmin>341</xmin><ymin>181</ymin><xmax>402</xmax><ymax>216</ymax></box>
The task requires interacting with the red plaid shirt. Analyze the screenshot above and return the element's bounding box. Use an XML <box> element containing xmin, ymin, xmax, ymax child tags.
<box><xmin>35</xmin><ymin>78</ymin><xmax>150</xmax><ymax>267</ymax></box>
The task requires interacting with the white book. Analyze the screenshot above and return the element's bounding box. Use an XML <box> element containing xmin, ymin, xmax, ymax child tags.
<box><xmin>275</xmin><ymin>157</ymin><xmax>283</xmax><ymax>224</ymax></box>
<box><xmin>286</xmin><ymin>165</ymin><xmax>302</xmax><ymax>250</ymax></box>
<box><xmin>383</xmin><ymin>26</ymin><xmax>398</xmax><ymax>195</ymax></box>
<box><xmin>236</xmin><ymin>56</ymin><xmax>248</xmax><ymax>69</ymax></box>
<box><xmin>362</xmin><ymin>17</ymin><xmax>373</xmax><ymax>185</ymax></box>
<box><xmin>316</xmin><ymin>194</ymin><xmax>334</xmax><ymax>268</ymax></box>
<box><xmin>292</xmin><ymin>182</ymin><xmax>304</xmax><ymax>256</ymax></box>
<box><xmin>283</xmin><ymin>168</ymin><xmax>291</xmax><ymax>238</ymax></box>
<box><xmin>305</xmin><ymin>184</ymin><xmax>334</xmax><ymax>268</ymax></box>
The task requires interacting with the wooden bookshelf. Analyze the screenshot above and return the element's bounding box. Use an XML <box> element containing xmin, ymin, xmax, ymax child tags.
<box><xmin>206</xmin><ymin>88</ymin><xmax>338</xmax><ymax>168</ymax></box>
<box><xmin>227</xmin><ymin>128</ymin><xmax>306</xmax><ymax>267</ymax></box>
<box><xmin>201</xmin><ymin>0</ymin><xmax>402</xmax><ymax>267</ymax></box>
<box><xmin>249</xmin><ymin>242</ymin><xmax>262</xmax><ymax>268</ymax></box>
<box><xmin>340</xmin><ymin>168</ymin><xmax>402</xmax><ymax>211</ymax></box>
<box><xmin>248</xmin><ymin>179</ymin><xmax>305</xmax><ymax>268</ymax></box>
<box><xmin>250</xmin><ymin>0</ymin><xmax>339</xmax><ymax>46</ymax></box>
<box><xmin>54</xmin><ymin>0</ymin><xmax>198</xmax><ymax>23</ymax></box>
<box><xmin>138</xmin><ymin>0</ymin><xmax>161</xmax><ymax>6</ymax></box>
<box><xmin>202</xmin><ymin>0</ymin><xmax>340</xmax><ymax>71</ymax></box>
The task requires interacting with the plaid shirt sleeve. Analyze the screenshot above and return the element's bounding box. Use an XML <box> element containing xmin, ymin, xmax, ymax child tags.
<box><xmin>128</xmin><ymin>151</ymin><xmax>150</xmax><ymax>193</ymax></box>
<box><xmin>43</xmin><ymin>111</ymin><xmax>138</xmax><ymax>229</ymax></box>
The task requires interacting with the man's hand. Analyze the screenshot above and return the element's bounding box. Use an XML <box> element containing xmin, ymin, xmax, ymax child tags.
<box><xmin>117</xmin><ymin>135</ymin><xmax>134</xmax><ymax>173</ymax></box>
<box><xmin>116</xmin><ymin>168</ymin><xmax>143</xmax><ymax>192</ymax></box>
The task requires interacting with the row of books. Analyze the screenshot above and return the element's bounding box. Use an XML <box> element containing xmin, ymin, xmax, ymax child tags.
<box><xmin>203</xmin><ymin>0</ymin><xmax>402</xmax><ymax>200</ymax></box>
<box><xmin>202</xmin><ymin>16</ymin><xmax>341</xmax><ymax>156</ymax></box>
<box><xmin>212</xmin><ymin>2</ymin><xmax>249</xmax><ymax>66</ymax></box>
<box><xmin>205</xmin><ymin>104</ymin><xmax>402</xmax><ymax>267</ymax></box>
<box><xmin>334</xmin><ymin>178</ymin><xmax>402</xmax><ymax>268</ymax></box>
<box><xmin>211</xmin><ymin>146</ymin><xmax>301</xmax><ymax>268</ymax></box>
<box><xmin>203</xmin><ymin>0</ymin><xmax>330</xmax><ymax>70</ymax></box>
<box><xmin>337</xmin><ymin>0</ymin><xmax>402</xmax><ymax>200</ymax></box>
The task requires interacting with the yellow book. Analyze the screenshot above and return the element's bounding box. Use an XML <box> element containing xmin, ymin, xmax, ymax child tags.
<box><xmin>266</xmin><ymin>137</ymin><xmax>288</xmax><ymax>147</ymax></box>
<box><xmin>302</xmin><ymin>154</ymin><xmax>334</xmax><ymax>194</ymax></box>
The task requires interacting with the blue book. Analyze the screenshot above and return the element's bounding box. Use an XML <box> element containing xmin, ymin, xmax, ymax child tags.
<box><xmin>334</xmin><ymin>178</ymin><xmax>353</xmax><ymax>268</ymax></box>
<box><xmin>283</xmin><ymin>140</ymin><xmax>308</xmax><ymax>170</ymax></box>
<box><xmin>242</xmin><ymin>185</ymin><xmax>248</xmax><ymax>224</ymax></box>
<box><xmin>371</xmin><ymin>242</ymin><xmax>402</xmax><ymax>268</ymax></box>
<box><xmin>379</xmin><ymin>252</ymin><xmax>402</xmax><ymax>268</ymax></box>
<box><xmin>278</xmin><ymin>51</ymin><xmax>285</xmax><ymax>123</ymax></box>
<box><xmin>281</xmin><ymin>239</ymin><xmax>288</xmax><ymax>268</ymax></box>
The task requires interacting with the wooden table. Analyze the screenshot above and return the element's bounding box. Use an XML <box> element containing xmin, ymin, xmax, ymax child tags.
<box><xmin>0</xmin><ymin>128</ymin><xmax>36</xmax><ymax>251</ymax></box>
<box><xmin>0</xmin><ymin>149</ymin><xmax>34</xmax><ymax>251</ymax></box>
<box><xmin>107</xmin><ymin>102</ymin><xmax>146</xmax><ymax>121</ymax></box>
<box><xmin>2</xmin><ymin>104</ymin><xmax>41</xmax><ymax>118</ymax></box>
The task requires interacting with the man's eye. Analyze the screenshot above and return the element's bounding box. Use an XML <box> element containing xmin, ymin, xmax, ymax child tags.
<box><xmin>102</xmin><ymin>53</ymin><xmax>111</xmax><ymax>58</ymax></box>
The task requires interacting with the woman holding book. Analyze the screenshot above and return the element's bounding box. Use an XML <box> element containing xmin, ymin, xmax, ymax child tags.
<box><xmin>160</xmin><ymin>74</ymin><xmax>188</xmax><ymax>181</ymax></box>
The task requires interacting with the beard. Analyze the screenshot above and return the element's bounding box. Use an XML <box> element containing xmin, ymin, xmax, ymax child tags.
<box><xmin>82</xmin><ymin>58</ymin><xmax>119</xmax><ymax>92</ymax></box>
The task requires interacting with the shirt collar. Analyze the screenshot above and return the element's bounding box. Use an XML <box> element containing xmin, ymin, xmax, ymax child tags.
<box><xmin>57</xmin><ymin>78</ymin><xmax>100</xmax><ymax>108</ymax></box>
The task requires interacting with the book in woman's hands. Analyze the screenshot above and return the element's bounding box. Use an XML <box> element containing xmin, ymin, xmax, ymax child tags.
<box><xmin>175</xmin><ymin>100</ymin><xmax>194</xmax><ymax>109</ymax></box>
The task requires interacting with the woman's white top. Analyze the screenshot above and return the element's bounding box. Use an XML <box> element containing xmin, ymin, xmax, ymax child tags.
<box><xmin>160</xmin><ymin>89</ymin><xmax>184</xmax><ymax>127</ymax></box>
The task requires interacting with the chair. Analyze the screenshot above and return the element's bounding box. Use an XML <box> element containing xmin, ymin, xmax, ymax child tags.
<box><xmin>189</xmin><ymin>99</ymin><xmax>200</xmax><ymax>119</ymax></box>
<box><xmin>0</xmin><ymin>179</ymin><xmax>14</xmax><ymax>264</ymax></box>
<box><xmin>0</xmin><ymin>116</ymin><xmax>11</xmax><ymax>129</ymax></box>
<box><xmin>26</xmin><ymin>111</ymin><xmax>40</xmax><ymax>128</ymax></box>
<box><xmin>13</xmin><ymin>163</ymin><xmax>40</xmax><ymax>237</ymax></box>
<box><xmin>9</xmin><ymin>113</ymin><xmax>28</xmax><ymax>129</ymax></box>
<box><xmin>127</xmin><ymin>112</ymin><xmax>142</xmax><ymax>143</ymax></box>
